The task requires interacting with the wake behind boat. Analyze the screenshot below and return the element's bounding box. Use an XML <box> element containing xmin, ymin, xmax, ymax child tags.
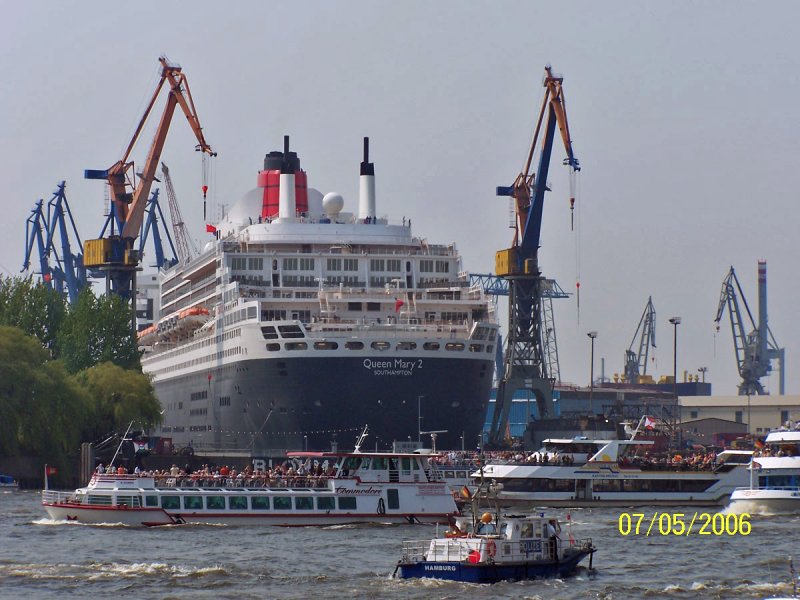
<box><xmin>41</xmin><ymin>432</ymin><xmax>458</xmax><ymax>526</ymax></box>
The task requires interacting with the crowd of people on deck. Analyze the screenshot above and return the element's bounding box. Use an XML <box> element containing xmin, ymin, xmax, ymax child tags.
<box><xmin>94</xmin><ymin>461</ymin><xmax>338</xmax><ymax>488</ymax></box>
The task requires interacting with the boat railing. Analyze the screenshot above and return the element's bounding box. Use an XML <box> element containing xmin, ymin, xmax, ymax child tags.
<box><xmin>733</xmin><ymin>485</ymin><xmax>800</xmax><ymax>492</ymax></box>
<box><xmin>152</xmin><ymin>475</ymin><xmax>332</xmax><ymax>489</ymax></box>
<box><xmin>42</xmin><ymin>490</ymin><xmax>78</xmax><ymax>504</ymax></box>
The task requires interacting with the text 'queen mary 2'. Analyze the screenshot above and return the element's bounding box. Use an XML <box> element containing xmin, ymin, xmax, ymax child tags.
<box><xmin>140</xmin><ymin>137</ymin><xmax>498</xmax><ymax>455</ymax></box>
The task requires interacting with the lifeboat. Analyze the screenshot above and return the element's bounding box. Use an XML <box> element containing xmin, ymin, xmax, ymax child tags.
<box><xmin>136</xmin><ymin>324</ymin><xmax>157</xmax><ymax>346</ymax></box>
<box><xmin>153</xmin><ymin>307</ymin><xmax>211</xmax><ymax>342</ymax></box>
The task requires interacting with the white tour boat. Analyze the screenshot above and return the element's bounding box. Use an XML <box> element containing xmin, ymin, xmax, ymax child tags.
<box><xmin>475</xmin><ymin>439</ymin><xmax>750</xmax><ymax>507</ymax></box>
<box><xmin>41</xmin><ymin>446</ymin><xmax>458</xmax><ymax>526</ymax></box>
<box><xmin>729</xmin><ymin>427</ymin><xmax>800</xmax><ymax>513</ymax></box>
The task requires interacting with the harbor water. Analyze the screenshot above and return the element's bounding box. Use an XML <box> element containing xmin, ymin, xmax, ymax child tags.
<box><xmin>2</xmin><ymin>489</ymin><xmax>797</xmax><ymax>599</ymax></box>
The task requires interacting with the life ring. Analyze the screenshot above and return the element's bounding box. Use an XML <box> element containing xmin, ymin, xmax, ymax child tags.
<box><xmin>486</xmin><ymin>540</ymin><xmax>496</xmax><ymax>557</ymax></box>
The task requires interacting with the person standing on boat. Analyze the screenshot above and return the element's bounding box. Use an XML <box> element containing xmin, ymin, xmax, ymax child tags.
<box><xmin>546</xmin><ymin>519</ymin><xmax>561</xmax><ymax>560</ymax></box>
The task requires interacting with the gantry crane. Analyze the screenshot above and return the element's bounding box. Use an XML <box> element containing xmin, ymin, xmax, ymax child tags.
<box><xmin>487</xmin><ymin>65</ymin><xmax>580</xmax><ymax>446</ymax></box>
<box><xmin>22</xmin><ymin>182</ymin><xmax>88</xmax><ymax>304</ymax></box>
<box><xmin>161</xmin><ymin>162</ymin><xmax>199</xmax><ymax>263</ymax></box>
<box><xmin>715</xmin><ymin>261</ymin><xmax>785</xmax><ymax>395</ymax></box>
<box><xmin>83</xmin><ymin>56</ymin><xmax>215</xmax><ymax>300</ymax></box>
<box><xmin>624</xmin><ymin>296</ymin><xmax>656</xmax><ymax>384</ymax></box>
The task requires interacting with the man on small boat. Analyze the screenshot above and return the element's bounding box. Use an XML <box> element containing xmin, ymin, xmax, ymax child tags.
<box><xmin>476</xmin><ymin>512</ymin><xmax>497</xmax><ymax>535</ymax></box>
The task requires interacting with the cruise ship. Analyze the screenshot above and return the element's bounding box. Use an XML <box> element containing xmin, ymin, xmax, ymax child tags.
<box><xmin>140</xmin><ymin>137</ymin><xmax>498</xmax><ymax>455</ymax></box>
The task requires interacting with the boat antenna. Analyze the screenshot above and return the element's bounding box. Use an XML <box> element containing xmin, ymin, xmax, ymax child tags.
<box><xmin>109</xmin><ymin>420</ymin><xmax>135</xmax><ymax>469</ymax></box>
<box><xmin>354</xmin><ymin>425</ymin><xmax>369</xmax><ymax>453</ymax></box>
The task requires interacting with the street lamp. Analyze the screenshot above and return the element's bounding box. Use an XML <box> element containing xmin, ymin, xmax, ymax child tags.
<box><xmin>587</xmin><ymin>332</ymin><xmax>598</xmax><ymax>415</ymax></box>
<box><xmin>304</xmin><ymin>435</ymin><xmax>308</xmax><ymax>451</ymax></box>
<box><xmin>697</xmin><ymin>366</ymin><xmax>708</xmax><ymax>383</ymax></box>
<box><xmin>668</xmin><ymin>317</ymin><xmax>681</xmax><ymax>399</ymax></box>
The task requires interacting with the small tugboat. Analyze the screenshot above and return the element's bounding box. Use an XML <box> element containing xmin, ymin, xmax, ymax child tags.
<box><xmin>41</xmin><ymin>427</ymin><xmax>458</xmax><ymax>526</ymax></box>
<box><xmin>394</xmin><ymin>479</ymin><xmax>596</xmax><ymax>583</ymax></box>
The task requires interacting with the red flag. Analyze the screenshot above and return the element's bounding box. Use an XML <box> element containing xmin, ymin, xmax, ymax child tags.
<box><xmin>43</xmin><ymin>273</ymin><xmax>52</xmax><ymax>283</ymax></box>
<box><xmin>206</xmin><ymin>224</ymin><xmax>217</xmax><ymax>233</ymax></box>
<box><xmin>45</xmin><ymin>466</ymin><xmax>57</xmax><ymax>476</ymax></box>
<box><xmin>644</xmin><ymin>417</ymin><xmax>656</xmax><ymax>430</ymax></box>
<box><xmin>395</xmin><ymin>299</ymin><xmax>404</xmax><ymax>312</ymax></box>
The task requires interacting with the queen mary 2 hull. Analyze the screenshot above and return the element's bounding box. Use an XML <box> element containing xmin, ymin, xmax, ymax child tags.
<box><xmin>151</xmin><ymin>346</ymin><xmax>494</xmax><ymax>454</ymax></box>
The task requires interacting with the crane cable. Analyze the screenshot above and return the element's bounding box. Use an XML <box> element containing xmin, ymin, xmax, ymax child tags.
<box><xmin>202</xmin><ymin>154</ymin><xmax>210</xmax><ymax>221</ymax></box>
<box><xmin>573</xmin><ymin>169</ymin><xmax>582</xmax><ymax>324</ymax></box>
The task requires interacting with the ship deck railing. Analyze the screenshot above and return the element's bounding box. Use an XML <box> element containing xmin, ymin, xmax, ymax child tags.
<box><xmin>42</xmin><ymin>490</ymin><xmax>78</xmax><ymax>504</ymax></box>
<box><xmin>733</xmin><ymin>485</ymin><xmax>800</xmax><ymax>492</ymax></box>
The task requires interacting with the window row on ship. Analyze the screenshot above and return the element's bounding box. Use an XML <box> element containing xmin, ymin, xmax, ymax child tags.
<box><xmin>86</xmin><ymin>493</ymin><xmax>365</xmax><ymax>512</ymax></box>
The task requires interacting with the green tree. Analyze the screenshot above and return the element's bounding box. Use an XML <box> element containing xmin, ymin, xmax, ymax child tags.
<box><xmin>0</xmin><ymin>326</ymin><xmax>85</xmax><ymax>458</ymax></box>
<box><xmin>0</xmin><ymin>276</ymin><xmax>66</xmax><ymax>354</ymax></box>
<box><xmin>74</xmin><ymin>362</ymin><xmax>162</xmax><ymax>442</ymax></box>
<box><xmin>57</xmin><ymin>289</ymin><xmax>140</xmax><ymax>373</ymax></box>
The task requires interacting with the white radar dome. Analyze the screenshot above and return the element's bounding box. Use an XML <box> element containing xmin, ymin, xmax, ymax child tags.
<box><xmin>322</xmin><ymin>192</ymin><xmax>344</xmax><ymax>216</ymax></box>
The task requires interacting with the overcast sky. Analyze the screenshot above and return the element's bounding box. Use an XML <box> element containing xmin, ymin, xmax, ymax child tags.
<box><xmin>2</xmin><ymin>1</ymin><xmax>798</xmax><ymax>396</ymax></box>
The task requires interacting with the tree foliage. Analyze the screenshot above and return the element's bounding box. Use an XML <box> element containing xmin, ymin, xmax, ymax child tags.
<box><xmin>0</xmin><ymin>326</ymin><xmax>85</xmax><ymax>457</ymax></box>
<box><xmin>57</xmin><ymin>288</ymin><xmax>141</xmax><ymax>373</ymax></box>
<box><xmin>74</xmin><ymin>362</ymin><xmax>162</xmax><ymax>442</ymax></box>
<box><xmin>0</xmin><ymin>276</ymin><xmax>66</xmax><ymax>353</ymax></box>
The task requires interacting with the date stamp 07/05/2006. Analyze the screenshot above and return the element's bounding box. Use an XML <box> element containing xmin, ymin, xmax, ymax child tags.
<box><xmin>617</xmin><ymin>512</ymin><xmax>751</xmax><ymax>537</ymax></box>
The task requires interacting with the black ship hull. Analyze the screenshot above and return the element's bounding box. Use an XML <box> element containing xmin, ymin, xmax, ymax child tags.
<box><xmin>154</xmin><ymin>354</ymin><xmax>493</xmax><ymax>454</ymax></box>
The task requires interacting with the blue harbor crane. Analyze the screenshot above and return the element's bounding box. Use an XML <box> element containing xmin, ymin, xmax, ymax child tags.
<box><xmin>470</xmin><ymin>273</ymin><xmax>569</xmax><ymax>384</ymax></box>
<box><xmin>139</xmin><ymin>188</ymin><xmax>179</xmax><ymax>269</ymax></box>
<box><xmin>624</xmin><ymin>296</ymin><xmax>656</xmax><ymax>384</ymax></box>
<box><xmin>714</xmin><ymin>261</ymin><xmax>785</xmax><ymax>395</ymax></box>
<box><xmin>21</xmin><ymin>182</ymin><xmax>87</xmax><ymax>304</ymax></box>
<box><xmin>487</xmin><ymin>65</ymin><xmax>580</xmax><ymax>447</ymax></box>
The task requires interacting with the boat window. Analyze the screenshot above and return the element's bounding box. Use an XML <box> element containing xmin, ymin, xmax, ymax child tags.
<box><xmin>401</xmin><ymin>458</ymin><xmax>413</xmax><ymax>472</ymax></box>
<box><xmin>87</xmin><ymin>495</ymin><xmax>112</xmax><ymax>506</ymax></box>
<box><xmin>317</xmin><ymin>497</ymin><xmax>335</xmax><ymax>510</ymax></box>
<box><xmin>371</xmin><ymin>341</ymin><xmax>390</xmax><ymax>351</ymax></box>
<box><xmin>248</xmin><ymin>307</ymin><xmax>257</xmax><ymax>319</ymax></box>
<box><xmin>229</xmin><ymin>496</ymin><xmax>247</xmax><ymax>510</ymax></box>
<box><xmin>161</xmin><ymin>496</ymin><xmax>180</xmax><ymax>510</ymax></box>
<box><xmin>116</xmin><ymin>495</ymin><xmax>141</xmax><ymax>508</ymax></box>
<box><xmin>273</xmin><ymin>497</ymin><xmax>292</xmax><ymax>510</ymax></box>
<box><xmin>206</xmin><ymin>496</ymin><xmax>225</xmax><ymax>510</ymax></box>
<box><xmin>371</xmin><ymin>457</ymin><xmax>388</xmax><ymax>470</ymax></box>
<box><xmin>145</xmin><ymin>495</ymin><xmax>159</xmax><ymax>507</ymax></box>
<box><xmin>278</xmin><ymin>325</ymin><xmax>305</xmax><ymax>339</ymax></box>
<box><xmin>342</xmin><ymin>457</ymin><xmax>364</xmax><ymax>473</ymax></box>
<box><xmin>387</xmin><ymin>489</ymin><xmax>399</xmax><ymax>510</ymax></box>
<box><xmin>423</xmin><ymin>342</ymin><xmax>440</xmax><ymax>351</ymax></box>
<box><xmin>285</xmin><ymin>342</ymin><xmax>308</xmax><ymax>351</ymax></box>
<box><xmin>338</xmin><ymin>497</ymin><xmax>357</xmax><ymax>510</ymax></box>
<box><xmin>313</xmin><ymin>341</ymin><xmax>339</xmax><ymax>350</ymax></box>
<box><xmin>521</xmin><ymin>522</ymin><xmax>534</xmax><ymax>539</ymax></box>
<box><xmin>261</xmin><ymin>326</ymin><xmax>278</xmax><ymax>339</ymax></box>
<box><xmin>251</xmin><ymin>496</ymin><xmax>270</xmax><ymax>510</ymax></box>
<box><xmin>266</xmin><ymin>343</ymin><xmax>281</xmax><ymax>351</ymax></box>
<box><xmin>345</xmin><ymin>341</ymin><xmax>364</xmax><ymax>350</ymax></box>
<box><xmin>184</xmin><ymin>496</ymin><xmax>203</xmax><ymax>510</ymax></box>
<box><xmin>443</xmin><ymin>471</ymin><xmax>455</xmax><ymax>479</ymax></box>
<box><xmin>469</xmin><ymin>344</ymin><xmax>483</xmax><ymax>353</ymax></box>
<box><xmin>295</xmin><ymin>497</ymin><xmax>314</xmax><ymax>510</ymax></box>
<box><xmin>445</xmin><ymin>342</ymin><xmax>464</xmax><ymax>351</ymax></box>
<box><xmin>396</xmin><ymin>341</ymin><xmax>417</xmax><ymax>351</ymax></box>
<box><xmin>487</xmin><ymin>345</ymin><xmax>494</xmax><ymax>353</ymax></box>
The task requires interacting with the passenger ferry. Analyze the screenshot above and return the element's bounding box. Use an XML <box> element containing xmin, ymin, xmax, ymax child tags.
<box><xmin>476</xmin><ymin>439</ymin><xmax>750</xmax><ymax>507</ymax></box>
<box><xmin>139</xmin><ymin>136</ymin><xmax>497</xmax><ymax>454</ymax></box>
<box><xmin>41</xmin><ymin>447</ymin><xmax>458</xmax><ymax>526</ymax></box>
<box><xmin>729</xmin><ymin>427</ymin><xmax>800</xmax><ymax>513</ymax></box>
